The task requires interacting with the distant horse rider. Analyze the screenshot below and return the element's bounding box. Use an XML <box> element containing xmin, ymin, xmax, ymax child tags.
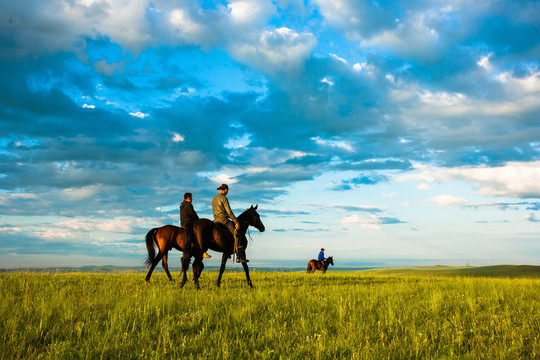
<box><xmin>212</xmin><ymin>184</ymin><xmax>248</xmax><ymax>263</ymax></box>
<box><xmin>318</xmin><ymin>248</ymin><xmax>325</xmax><ymax>267</ymax></box>
<box><xmin>180</xmin><ymin>192</ymin><xmax>211</xmax><ymax>259</ymax></box>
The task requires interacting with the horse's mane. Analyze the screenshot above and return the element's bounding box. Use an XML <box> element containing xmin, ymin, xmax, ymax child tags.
<box><xmin>236</xmin><ymin>207</ymin><xmax>253</xmax><ymax>221</ymax></box>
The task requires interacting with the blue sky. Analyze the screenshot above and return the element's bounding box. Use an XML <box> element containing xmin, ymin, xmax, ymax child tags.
<box><xmin>1</xmin><ymin>0</ymin><xmax>539</xmax><ymax>268</ymax></box>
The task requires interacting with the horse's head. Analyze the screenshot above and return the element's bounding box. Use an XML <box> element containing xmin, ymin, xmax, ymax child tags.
<box><xmin>327</xmin><ymin>256</ymin><xmax>334</xmax><ymax>266</ymax></box>
<box><xmin>240</xmin><ymin>205</ymin><xmax>265</xmax><ymax>232</ymax></box>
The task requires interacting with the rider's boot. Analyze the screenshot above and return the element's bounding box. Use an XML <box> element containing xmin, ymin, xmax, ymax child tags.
<box><xmin>236</xmin><ymin>246</ymin><xmax>249</xmax><ymax>263</ymax></box>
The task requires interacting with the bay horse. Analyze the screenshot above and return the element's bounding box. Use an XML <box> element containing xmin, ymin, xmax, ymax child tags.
<box><xmin>180</xmin><ymin>205</ymin><xmax>265</xmax><ymax>289</ymax></box>
<box><xmin>144</xmin><ymin>225</ymin><xmax>186</xmax><ymax>282</ymax></box>
<box><xmin>307</xmin><ymin>256</ymin><xmax>334</xmax><ymax>274</ymax></box>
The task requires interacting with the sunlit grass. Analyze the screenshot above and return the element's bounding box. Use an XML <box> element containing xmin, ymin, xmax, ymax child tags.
<box><xmin>1</xmin><ymin>271</ymin><xmax>538</xmax><ymax>359</ymax></box>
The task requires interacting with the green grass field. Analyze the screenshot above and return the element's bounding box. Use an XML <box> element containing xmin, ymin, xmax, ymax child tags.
<box><xmin>1</xmin><ymin>269</ymin><xmax>538</xmax><ymax>359</ymax></box>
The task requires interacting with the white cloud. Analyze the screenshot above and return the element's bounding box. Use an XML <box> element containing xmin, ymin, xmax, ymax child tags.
<box><xmin>329</xmin><ymin>53</ymin><xmax>347</xmax><ymax>64</ymax></box>
<box><xmin>340</xmin><ymin>214</ymin><xmax>382</xmax><ymax>231</ymax></box>
<box><xmin>63</xmin><ymin>186</ymin><xmax>101</xmax><ymax>201</ymax></box>
<box><xmin>210</xmin><ymin>174</ymin><xmax>238</xmax><ymax>185</ymax></box>
<box><xmin>429</xmin><ymin>195</ymin><xmax>468</xmax><ymax>207</ymax></box>
<box><xmin>230</xmin><ymin>27</ymin><xmax>317</xmax><ymax>74</ymax></box>
<box><xmin>82</xmin><ymin>104</ymin><xmax>95</xmax><ymax>109</ymax></box>
<box><xmin>129</xmin><ymin>111</ymin><xmax>149</xmax><ymax>119</ymax></box>
<box><xmin>477</xmin><ymin>53</ymin><xmax>493</xmax><ymax>70</ymax></box>
<box><xmin>418</xmin><ymin>182</ymin><xmax>430</xmax><ymax>191</ymax></box>
<box><xmin>172</xmin><ymin>133</ymin><xmax>185</xmax><ymax>142</ymax></box>
<box><xmin>497</xmin><ymin>70</ymin><xmax>540</xmax><ymax>95</ymax></box>
<box><xmin>0</xmin><ymin>193</ymin><xmax>37</xmax><ymax>204</ymax></box>
<box><xmin>418</xmin><ymin>90</ymin><xmax>466</xmax><ymax>107</ymax></box>
<box><xmin>169</xmin><ymin>8</ymin><xmax>206</xmax><ymax>44</ymax></box>
<box><xmin>311</xmin><ymin>136</ymin><xmax>355</xmax><ymax>152</ymax></box>
<box><xmin>398</xmin><ymin>162</ymin><xmax>540</xmax><ymax>198</ymax></box>
<box><xmin>228</xmin><ymin>0</ymin><xmax>274</xmax><ymax>25</ymax></box>
<box><xmin>321</xmin><ymin>77</ymin><xmax>334</xmax><ymax>86</ymax></box>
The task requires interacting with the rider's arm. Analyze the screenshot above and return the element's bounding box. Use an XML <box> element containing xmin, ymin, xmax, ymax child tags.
<box><xmin>222</xmin><ymin>197</ymin><xmax>238</xmax><ymax>225</ymax></box>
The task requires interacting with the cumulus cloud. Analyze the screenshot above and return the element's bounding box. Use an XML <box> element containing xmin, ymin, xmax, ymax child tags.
<box><xmin>429</xmin><ymin>195</ymin><xmax>468</xmax><ymax>207</ymax></box>
<box><xmin>230</xmin><ymin>27</ymin><xmax>317</xmax><ymax>75</ymax></box>
<box><xmin>172</xmin><ymin>132</ymin><xmax>185</xmax><ymax>142</ymax></box>
<box><xmin>129</xmin><ymin>111</ymin><xmax>149</xmax><ymax>118</ymax></box>
<box><xmin>340</xmin><ymin>214</ymin><xmax>404</xmax><ymax>230</ymax></box>
<box><xmin>210</xmin><ymin>174</ymin><xmax>238</xmax><ymax>186</ymax></box>
<box><xmin>399</xmin><ymin>162</ymin><xmax>540</xmax><ymax>199</ymax></box>
<box><xmin>227</xmin><ymin>0</ymin><xmax>275</xmax><ymax>25</ymax></box>
<box><xmin>1</xmin><ymin>0</ymin><xmax>540</xmax><ymax>266</ymax></box>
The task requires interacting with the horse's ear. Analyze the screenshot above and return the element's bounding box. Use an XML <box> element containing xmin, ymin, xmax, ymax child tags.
<box><xmin>254</xmin><ymin>204</ymin><xmax>258</xmax><ymax>210</ymax></box>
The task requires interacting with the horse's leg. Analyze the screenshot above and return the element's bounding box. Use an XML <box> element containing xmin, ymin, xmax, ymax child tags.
<box><xmin>192</xmin><ymin>257</ymin><xmax>204</xmax><ymax>290</ymax></box>
<box><xmin>179</xmin><ymin>253</ymin><xmax>190</xmax><ymax>289</ymax></box>
<box><xmin>216</xmin><ymin>253</ymin><xmax>229</xmax><ymax>288</ymax></box>
<box><xmin>162</xmin><ymin>252</ymin><xmax>173</xmax><ymax>281</ymax></box>
<box><xmin>145</xmin><ymin>252</ymin><xmax>164</xmax><ymax>281</ymax></box>
<box><xmin>241</xmin><ymin>262</ymin><xmax>253</xmax><ymax>288</ymax></box>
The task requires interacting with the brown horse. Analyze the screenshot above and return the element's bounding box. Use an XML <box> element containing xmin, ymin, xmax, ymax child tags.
<box><xmin>144</xmin><ymin>225</ymin><xmax>186</xmax><ymax>282</ymax></box>
<box><xmin>180</xmin><ymin>205</ymin><xmax>265</xmax><ymax>289</ymax></box>
<box><xmin>307</xmin><ymin>256</ymin><xmax>334</xmax><ymax>274</ymax></box>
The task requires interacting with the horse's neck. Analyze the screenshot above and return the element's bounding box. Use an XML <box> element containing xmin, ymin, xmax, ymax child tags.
<box><xmin>237</xmin><ymin>222</ymin><xmax>249</xmax><ymax>236</ymax></box>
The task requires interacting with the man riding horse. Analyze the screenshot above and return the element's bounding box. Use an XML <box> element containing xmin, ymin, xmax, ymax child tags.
<box><xmin>180</xmin><ymin>192</ymin><xmax>211</xmax><ymax>259</ymax></box>
<box><xmin>212</xmin><ymin>184</ymin><xmax>248</xmax><ymax>263</ymax></box>
<box><xmin>318</xmin><ymin>248</ymin><xmax>325</xmax><ymax>268</ymax></box>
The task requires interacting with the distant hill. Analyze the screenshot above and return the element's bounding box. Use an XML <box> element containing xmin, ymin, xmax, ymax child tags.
<box><xmin>1</xmin><ymin>264</ymin><xmax>539</xmax><ymax>277</ymax></box>
<box><xmin>363</xmin><ymin>265</ymin><xmax>540</xmax><ymax>278</ymax></box>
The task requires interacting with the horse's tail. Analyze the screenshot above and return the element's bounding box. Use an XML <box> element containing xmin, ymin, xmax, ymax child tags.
<box><xmin>307</xmin><ymin>262</ymin><xmax>312</xmax><ymax>273</ymax></box>
<box><xmin>144</xmin><ymin>228</ymin><xmax>158</xmax><ymax>267</ymax></box>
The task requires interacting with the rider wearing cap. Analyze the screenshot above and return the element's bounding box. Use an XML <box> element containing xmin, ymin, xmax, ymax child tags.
<box><xmin>212</xmin><ymin>184</ymin><xmax>248</xmax><ymax>263</ymax></box>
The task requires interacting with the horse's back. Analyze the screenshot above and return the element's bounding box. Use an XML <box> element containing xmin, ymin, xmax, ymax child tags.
<box><xmin>156</xmin><ymin>225</ymin><xmax>184</xmax><ymax>250</ymax></box>
<box><xmin>190</xmin><ymin>219</ymin><xmax>233</xmax><ymax>253</ymax></box>
<box><xmin>210</xmin><ymin>222</ymin><xmax>234</xmax><ymax>253</ymax></box>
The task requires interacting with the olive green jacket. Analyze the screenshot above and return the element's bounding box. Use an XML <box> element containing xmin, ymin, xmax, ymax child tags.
<box><xmin>211</xmin><ymin>192</ymin><xmax>238</xmax><ymax>224</ymax></box>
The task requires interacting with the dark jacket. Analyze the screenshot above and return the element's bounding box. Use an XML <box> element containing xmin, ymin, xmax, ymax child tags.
<box><xmin>180</xmin><ymin>201</ymin><xmax>199</xmax><ymax>227</ymax></box>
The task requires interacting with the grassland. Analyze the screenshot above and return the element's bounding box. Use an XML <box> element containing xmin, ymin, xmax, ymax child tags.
<box><xmin>1</xmin><ymin>269</ymin><xmax>538</xmax><ymax>359</ymax></box>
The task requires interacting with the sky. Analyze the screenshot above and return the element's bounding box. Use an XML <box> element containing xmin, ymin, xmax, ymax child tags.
<box><xmin>1</xmin><ymin>0</ymin><xmax>539</xmax><ymax>269</ymax></box>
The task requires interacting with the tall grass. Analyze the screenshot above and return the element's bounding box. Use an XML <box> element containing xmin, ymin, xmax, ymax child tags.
<box><xmin>1</xmin><ymin>271</ymin><xmax>538</xmax><ymax>359</ymax></box>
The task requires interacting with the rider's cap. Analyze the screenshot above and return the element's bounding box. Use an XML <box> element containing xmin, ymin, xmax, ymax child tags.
<box><xmin>217</xmin><ymin>184</ymin><xmax>228</xmax><ymax>190</ymax></box>
<box><xmin>321</xmin><ymin>248</ymin><xmax>325</xmax><ymax>251</ymax></box>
